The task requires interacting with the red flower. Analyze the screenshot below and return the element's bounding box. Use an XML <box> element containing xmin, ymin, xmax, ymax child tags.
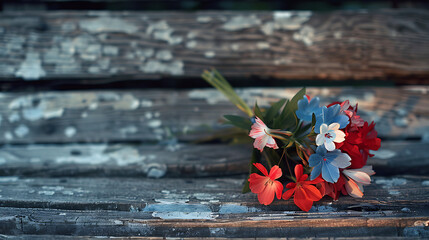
<box><xmin>282</xmin><ymin>164</ymin><xmax>324</xmax><ymax>212</ymax></box>
<box><xmin>248</xmin><ymin>163</ymin><xmax>283</xmax><ymax>205</ymax></box>
<box><xmin>338</xmin><ymin>121</ymin><xmax>381</xmax><ymax>169</ymax></box>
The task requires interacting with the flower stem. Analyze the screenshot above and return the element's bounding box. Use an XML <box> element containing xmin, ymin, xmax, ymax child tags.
<box><xmin>285</xmin><ymin>153</ymin><xmax>295</xmax><ymax>182</ymax></box>
<box><xmin>262</xmin><ymin>151</ymin><xmax>272</xmax><ymax>169</ymax></box>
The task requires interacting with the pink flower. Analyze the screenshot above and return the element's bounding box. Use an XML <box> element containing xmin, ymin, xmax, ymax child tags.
<box><xmin>248</xmin><ymin>163</ymin><xmax>283</xmax><ymax>205</ymax></box>
<box><xmin>343</xmin><ymin>165</ymin><xmax>375</xmax><ymax>198</ymax></box>
<box><xmin>340</xmin><ymin>100</ymin><xmax>364</xmax><ymax>131</ymax></box>
<box><xmin>249</xmin><ymin>117</ymin><xmax>279</xmax><ymax>152</ymax></box>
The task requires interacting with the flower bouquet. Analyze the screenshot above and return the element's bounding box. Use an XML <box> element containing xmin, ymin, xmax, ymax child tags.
<box><xmin>202</xmin><ymin>69</ymin><xmax>381</xmax><ymax>212</ymax></box>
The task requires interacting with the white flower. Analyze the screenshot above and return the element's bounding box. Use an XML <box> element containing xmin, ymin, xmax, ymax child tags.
<box><xmin>315</xmin><ymin>123</ymin><xmax>345</xmax><ymax>151</ymax></box>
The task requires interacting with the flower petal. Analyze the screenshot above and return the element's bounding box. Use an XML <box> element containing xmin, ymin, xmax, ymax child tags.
<box><xmin>315</xmin><ymin>134</ymin><xmax>324</xmax><ymax>146</ymax></box>
<box><xmin>269</xmin><ymin>165</ymin><xmax>282</xmax><ymax>180</ymax></box>
<box><xmin>253</xmin><ymin>163</ymin><xmax>269</xmax><ymax>176</ymax></box>
<box><xmin>325</xmin><ymin>141</ymin><xmax>336</xmax><ymax>151</ymax></box>
<box><xmin>343</xmin><ymin>169</ymin><xmax>371</xmax><ymax>185</ymax></box>
<box><xmin>329</xmin><ymin>123</ymin><xmax>340</xmax><ymax>131</ymax></box>
<box><xmin>333</xmin><ymin>129</ymin><xmax>345</xmax><ymax>143</ymax></box>
<box><xmin>294</xmin><ymin>164</ymin><xmax>303</xmax><ymax>181</ymax></box>
<box><xmin>310</xmin><ymin>162</ymin><xmax>322</xmax><ymax>180</ymax></box>
<box><xmin>345</xmin><ymin>178</ymin><xmax>364</xmax><ymax>198</ymax></box>
<box><xmin>253</xmin><ymin>136</ymin><xmax>268</xmax><ymax>152</ymax></box>
<box><xmin>294</xmin><ymin>188</ymin><xmax>314</xmax><ymax>212</ymax></box>
<box><xmin>321</xmin><ymin>162</ymin><xmax>339</xmax><ymax>183</ymax></box>
<box><xmin>331</xmin><ymin>152</ymin><xmax>351</xmax><ymax>169</ymax></box>
<box><xmin>320</xmin><ymin>123</ymin><xmax>328</xmax><ymax>134</ymax></box>
<box><xmin>249</xmin><ymin>174</ymin><xmax>269</xmax><ymax>194</ymax></box>
<box><xmin>257</xmin><ymin>185</ymin><xmax>276</xmax><ymax>205</ymax></box>
<box><xmin>302</xmin><ymin>185</ymin><xmax>323</xmax><ymax>201</ymax></box>
<box><xmin>286</xmin><ymin>182</ymin><xmax>296</xmax><ymax>189</ymax></box>
<box><xmin>282</xmin><ymin>188</ymin><xmax>295</xmax><ymax>200</ymax></box>
<box><xmin>273</xmin><ymin>180</ymin><xmax>284</xmax><ymax>199</ymax></box>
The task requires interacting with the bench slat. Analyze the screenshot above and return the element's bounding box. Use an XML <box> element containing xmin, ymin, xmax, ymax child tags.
<box><xmin>0</xmin><ymin>87</ymin><xmax>428</xmax><ymax>144</ymax></box>
<box><xmin>0</xmin><ymin>10</ymin><xmax>428</xmax><ymax>83</ymax></box>
<box><xmin>0</xmin><ymin>175</ymin><xmax>428</xmax><ymax>237</ymax></box>
<box><xmin>0</xmin><ymin>141</ymin><xmax>428</xmax><ymax>177</ymax></box>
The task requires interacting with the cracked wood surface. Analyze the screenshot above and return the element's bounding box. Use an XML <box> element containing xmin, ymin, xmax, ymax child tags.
<box><xmin>0</xmin><ymin>175</ymin><xmax>428</xmax><ymax>237</ymax></box>
<box><xmin>0</xmin><ymin>141</ymin><xmax>428</xmax><ymax>178</ymax></box>
<box><xmin>0</xmin><ymin>87</ymin><xmax>428</xmax><ymax>144</ymax></box>
<box><xmin>0</xmin><ymin>10</ymin><xmax>428</xmax><ymax>83</ymax></box>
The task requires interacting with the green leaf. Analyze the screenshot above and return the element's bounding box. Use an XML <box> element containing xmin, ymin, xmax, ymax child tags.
<box><xmin>274</xmin><ymin>88</ymin><xmax>306</xmax><ymax>130</ymax></box>
<box><xmin>202</xmin><ymin>69</ymin><xmax>253</xmax><ymax>117</ymax></box>
<box><xmin>265</xmin><ymin>98</ymin><xmax>287</xmax><ymax>126</ymax></box>
<box><xmin>311</xmin><ymin>112</ymin><xmax>317</xmax><ymax>127</ymax></box>
<box><xmin>224</xmin><ymin>115</ymin><xmax>252</xmax><ymax>130</ymax></box>
<box><xmin>242</xmin><ymin>149</ymin><xmax>261</xmax><ymax>194</ymax></box>
<box><xmin>253</xmin><ymin>102</ymin><xmax>264</xmax><ymax>121</ymax></box>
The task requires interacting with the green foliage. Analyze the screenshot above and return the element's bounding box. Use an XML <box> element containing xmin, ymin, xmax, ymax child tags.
<box><xmin>224</xmin><ymin>115</ymin><xmax>252</xmax><ymax>130</ymax></box>
<box><xmin>273</xmin><ymin>88</ymin><xmax>306</xmax><ymax>130</ymax></box>
<box><xmin>264</xmin><ymin>98</ymin><xmax>287</xmax><ymax>126</ymax></box>
<box><xmin>202</xmin><ymin>69</ymin><xmax>253</xmax><ymax>117</ymax></box>
<box><xmin>242</xmin><ymin>149</ymin><xmax>261</xmax><ymax>193</ymax></box>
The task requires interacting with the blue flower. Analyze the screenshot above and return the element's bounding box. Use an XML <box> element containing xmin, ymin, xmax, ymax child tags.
<box><xmin>295</xmin><ymin>95</ymin><xmax>322</xmax><ymax>122</ymax></box>
<box><xmin>309</xmin><ymin>146</ymin><xmax>351</xmax><ymax>183</ymax></box>
<box><xmin>314</xmin><ymin>104</ymin><xmax>349</xmax><ymax>133</ymax></box>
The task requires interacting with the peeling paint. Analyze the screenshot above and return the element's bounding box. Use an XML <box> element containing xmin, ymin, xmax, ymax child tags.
<box><xmin>103</xmin><ymin>46</ymin><xmax>119</xmax><ymax>56</ymax></box>
<box><xmin>0</xmin><ymin>176</ymin><xmax>18</xmax><ymax>182</ymax></box>
<box><xmin>15</xmin><ymin>52</ymin><xmax>46</xmax><ymax>80</ymax></box>
<box><xmin>112</xmin><ymin>93</ymin><xmax>140</xmax><ymax>110</ymax></box>
<box><xmin>219</xmin><ymin>204</ymin><xmax>260</xmax><ymax>214</ymax></box>
<box><xmin>204</xmin><ymin>51</ymin><xmax>216</xmax><ymax>58</ymax></box>
<box><xmin>4</xmin><ymin>132</ymin><xmax>13</xmax><ymax>141</ymax></box>
<box><xmin>120</xmin><ymin>125</ymin><xmax>138</xmax><ymax>136</ymax></box>
<box><xmin>197</xmin><ymin>16</ymin><xmax>212</xmax><ymax>23</ymax></box>
<box><xmin>262</xmin><ymin>11</ymin><xmax>312</xmax><ymax>35</ymax></box>
<box><xmin>371</xmin><ymin>149</ymin><xmax>396</xmax><ymax>159</ymax></box>
<box><xmin>8</xmin><ymin>112</ymin><xmax>20</xmax><ymax>123</ymax></box>
<box><xmin>155</xmin><ymin>50</ymin><xmax>173</xmax><ymax>61</ymax></box>
<box><xmin>9</xmin><ymin>92</ymin><xmax>140</xmax><ymax>121</ymax></box>
<box><xmin>141</xmin><ymin>100</ymin><xmax>153</xmax><ymax>108</ymax></box>
<box><xmin>64</xmin><ymin>127</ymin><xmax>77</xmax><ymax>138</ymax></box>
<box><xmin>146</xmin><ymin>20</ymin><xmax>182</xmax><ymax>45</ymax></box>
<box><xmin>145</xmin><ymin>203</ymin><xmax>216</xmax><ymax>220</ymax></box>
<box><xmin>79</xmin><ymin>17</ymin><xmax>139</xmax><ymax>34</ymax></box>
<box><xmin>222</xmin><ymin>15</ymin><xmax>261</xmax><ymax>31</ymax></box>
<box><xmin>376</xmin><ymin>178</ymin><xmax>407</xmax><ymax>195</ymax></box>
<box><xmin>257</xmin><ymin>42</ymin><xmax>270</xmax><ymax>49</ymax></box>
<box><xmin>140</xmin><ymin>60</ymin><xmax>184</xmax><ymax>75</ymax></box>
<box><xmin>148</xmin><ymin>120</ymin><xmax>162</xmax><ymax>128</ymax></box>
<box><xmin>376</xmin><ymin>178</ymin><xmax>407</xmax><ymax>186</ymax></box>
<box><xmin>14</xmin><ymin>124</ymin><xmax>29</xmax><ymax>137</ymax></box>
<box><xmin>186</xmin><ymin>41</ymin><xmax>197</xmax><ymax>49</ymax></box>
<box><xmin>293</xmin><ymin>25</ymin><xmax>315</xmax><ymax>46</ymax></box>
<box><xmin>38</xmin><ymin>190</ymin><xmax>55</xmax><ymax>196</ymax></box>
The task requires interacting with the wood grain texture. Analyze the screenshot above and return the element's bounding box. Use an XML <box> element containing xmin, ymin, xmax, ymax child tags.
<box><xmin>0</xmin><ymin>141</ymin><xmax>427</xmax><ymax>177</ymax></box>
<box><xmin>0</xmin><ymin>87</ymin><xmax>428</xmax><ymax>144</ymax></box>
<box><xmin>0</xmin><ymin>10</ymin><xmax>428</xmax><ymax>83</ymax></box>
<box><xmin>0</xmin><ymin>176</ymin><xmax>428</xmax><ymax>237</ymax></box>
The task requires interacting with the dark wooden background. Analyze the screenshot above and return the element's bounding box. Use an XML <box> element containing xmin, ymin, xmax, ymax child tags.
<box><xmin>0</xmin><ymin>1</ymin><xmax>428</xmax><ymax>238</ymax></box>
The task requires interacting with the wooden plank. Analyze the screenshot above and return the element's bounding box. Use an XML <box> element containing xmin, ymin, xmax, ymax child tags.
<box><xmin>0</xmin><ymin>10</ymin><xmax>428</xmax><ymax>83</ymax></box>
<box><xmin>0</xmin><ymin>141</ymin><xmax>428</xmax><ymax>177</ymax></box>
<box><xmin>0</xmin><ymin>87</ymin><xmax>428</xmax><ymax>144</ymax></box>
<box><xmin>0</xmin><ymin>176</ymin><xmax>428</xmax><ymax>237</ymax></box>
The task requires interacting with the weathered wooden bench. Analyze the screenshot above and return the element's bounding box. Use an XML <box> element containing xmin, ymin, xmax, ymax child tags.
<box><xmin>0</xmin><ymin>9</ymin><xmax>429</xmax><ymax>238</ymax></box>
